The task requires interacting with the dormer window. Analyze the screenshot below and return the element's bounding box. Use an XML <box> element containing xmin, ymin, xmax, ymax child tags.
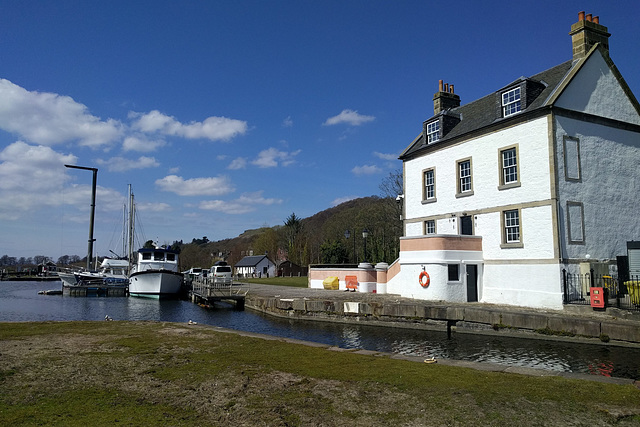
<box><xmin>426</xmin><ymin>120</ymin><xmax>440</xmax><ymax>143</ymax></box>
<box><xmin>502</xmin><ymin>87</ymin><xmax>521</xmax><ymax>117</ymax></box>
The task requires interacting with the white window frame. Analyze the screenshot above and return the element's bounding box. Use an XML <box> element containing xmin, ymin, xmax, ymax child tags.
<box><xmin>456</xmin><ymin>158</ymin><xmax>473</xmax><ymax>197</ymax></box>
<box><xmin>501</xmin><ymin>209</ymin><xmax>523</xmax><ymax>248</ymax></box>
<box><xmin>502</xmin><ymin>87</ymin><xmax>521</xmax><ymax>117</ymax></box>
<box><xmin>498</xmin><ymin>145</ymin><xmax>520</xmax><ymax>189</ymax></box>
<box><xmin>426</xmin><ymin>120</ymin><xmax>440</xmax><ymax>143</ymax></box>
<box><xmin>422</xmin><ymin>168</ymin><xmax>436</xmax><ymax>202</ymax></box>
<box><xmin>425</xmin><ymin>220</ymin><xmax>436</xmax><ymax>235</ymax></box>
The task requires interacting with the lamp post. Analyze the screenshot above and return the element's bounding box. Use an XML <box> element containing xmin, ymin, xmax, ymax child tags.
<box><xmin>362</xmin><ymin>228</ymin><xmax>369</xmax><ymax>263</ymax></box>
<box><xmin>65</xmin><ymin>164</ymin><xmax>98</xmax><ymax>271</ymax></box>
<box><xmin>344</xmin><ymin>229</ymin><xmax>355</xmax><ymax>264</ymax></box>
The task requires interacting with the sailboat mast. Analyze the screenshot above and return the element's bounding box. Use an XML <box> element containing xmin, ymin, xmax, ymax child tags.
<box><xmin>128</xmin><ymin>185</ymin><xmax>135</xmax><ymax>264</ymax></box>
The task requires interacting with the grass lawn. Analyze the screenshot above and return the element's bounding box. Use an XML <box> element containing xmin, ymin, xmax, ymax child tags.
<box><xmin>1</xmin><ymin>321</ymin><xmax>639</xmax><ymax>426</ymax></box>
<box><xmin>240</xmin><ymin>276</ymin><xmax>308</xmax><ymax>287</ymax></box>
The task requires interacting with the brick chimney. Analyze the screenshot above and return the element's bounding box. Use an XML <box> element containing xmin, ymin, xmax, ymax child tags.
<box><xmin>569</xmin><ymin>11</ymin><xmax>610</xmax><ymax>60</ymax></box>
<box><xmin>433</xmin><ymin>80</ymin><xmax>460</xmax><ymax>115</ymax></box>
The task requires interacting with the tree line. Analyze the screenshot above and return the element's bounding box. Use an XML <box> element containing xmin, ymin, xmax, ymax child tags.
<box><xmin>4</xmin><ymin>170</ymin><xmax>404</xmax><ymax>272</ymax></box>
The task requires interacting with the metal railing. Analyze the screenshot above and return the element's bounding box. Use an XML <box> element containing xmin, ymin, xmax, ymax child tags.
<box><xmin>191</xmin><ymin>275</ymin><xmax>240</xmax><ymax>298</ymax></box>
<box><xmin>562</xmin><ymin>269</ymin><xmax>640</xmax><ymax>312</ymax></box>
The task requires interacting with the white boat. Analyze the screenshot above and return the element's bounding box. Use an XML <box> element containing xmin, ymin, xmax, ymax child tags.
<box><xmin>74</xmin><ymin>258</ymin><xmax>130</xmax><ymax>287</ymax></box>
<box><xmin>58</xmin><ymin>270</ymin><xmax>79</xmax><ymax>288</ymax></box>
<box><xmin>128</xmin><ymin>247</ymin><xmax>183</xmax><ymax>298</ymax></box>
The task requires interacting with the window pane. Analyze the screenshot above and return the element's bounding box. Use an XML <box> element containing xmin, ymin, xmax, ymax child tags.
<box><xmin>504</xmin><ymin>210</ymin><xmax>520</xmax><ymax>243</ymax></box>
<box><xmin>502</xmin><ymin>88</ymin><xmax>522</xmax><ymax>117</ymax></box>
<box><xmin>459</xmin><ymin>160</ymin><xmax>471</xmax><ymax>192</ymax></box>
<box><xmin>424</xmin><ymin>170</ymin><xmax>434</xmax><ymax>199</ymax></box>
<box><xmin>426</xmin><ymin>220</ymin><xmax>435</xmax><ymax>234</ymax></box>
<box><xmin>448</xmin><ymin>264</ymin><xmax>459</xmax><ymax>281</ymax></box>
<box><xmin>502</xmin><ymin>148</ymin><xmax>518</xmax><ymax>183</ymax></box>
<box><xmin>426</xmin><ymin>121</ymin><xmax>440</xmax><ymax>143</ymax></box>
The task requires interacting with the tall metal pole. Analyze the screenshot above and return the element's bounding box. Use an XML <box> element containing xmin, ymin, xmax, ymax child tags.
<box><xmin>128</xmin><ymin>185</ymin><xmax>135</xmax><ymax>265</ymax></box>
<box><xmin>65</xmin><ymin>165</ymin><xmax>98</xmax><ymax>271</ymax></box>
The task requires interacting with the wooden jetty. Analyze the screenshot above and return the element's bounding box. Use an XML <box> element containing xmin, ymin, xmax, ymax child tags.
<box><xmin>189</xmin><ymin>277</ymin><xmax>246</xmax><ymax>309</ymax></box>
<box><xmin>63</xmin><ymin>284</ymin><xmax>127</xmax><ymax>297</ymax></box>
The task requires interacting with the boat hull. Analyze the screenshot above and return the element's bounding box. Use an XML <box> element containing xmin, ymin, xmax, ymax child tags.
<box><xmin>58</xmin><ymin>272</ymin><xmax>78</xmax><ymax>288</ymax></box>
<box><xmin>129</xmin><ymin>270</ymin><xmax>183</xmax><ymax>298</ymax></box>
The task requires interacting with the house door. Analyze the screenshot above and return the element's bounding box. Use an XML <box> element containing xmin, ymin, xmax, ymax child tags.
<box><xmin>460</xmin><ymin>215</ymin><xmax>473</xmax><ymax>235</ymax></box>
<box><xmin>466</xmin><ymin>264</ymin><xmax>478</xmax><ymax>302</ymax></box>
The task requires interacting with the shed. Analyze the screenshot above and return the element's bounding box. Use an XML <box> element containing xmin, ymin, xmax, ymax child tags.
<box><xmin>277</xmin><ymin>260</ymin><xmax>307</xmax><ymax>277</ymax></box>
<box><xmin>234</xmin><ymin>255</ymin><xmax>275</xmax><ymax>278</ymax></box>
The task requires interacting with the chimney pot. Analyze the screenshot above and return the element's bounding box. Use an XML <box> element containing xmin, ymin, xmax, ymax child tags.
<box><xmin>438</xmin><ymin>80</ymin><xmax>443</xmax><ymax>92</ymax></box>
<box><xmin>450</xmin><ymin>84</ymin><xmax>454</xmax><ymax>94</ymax></box>
<box><xmin>578</xmin><ymin>11</ymin><xmax>585</xmax><ymax>21</ymax></box>
<box><xmin>570</xmin><ymin>10</ymin><xmax>610</xmax><ymax>61</ymax></box>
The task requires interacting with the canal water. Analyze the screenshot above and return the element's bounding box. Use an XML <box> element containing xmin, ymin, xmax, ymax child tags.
<box><xmin>2</xmin><ymin>281</ymin><xmax>639</xmax><ymax>380</ymax></box>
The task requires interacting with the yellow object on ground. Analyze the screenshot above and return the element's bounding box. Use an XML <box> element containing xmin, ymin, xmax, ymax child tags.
<box><xmin>625</xmin><ymin>281</ymin><xmax>640</xmax><ymax>305</ymax></box>
<box><xmin>322</xmin><ymin>276</ymin><xmax>339</xmax><ymax>290</ymax></box>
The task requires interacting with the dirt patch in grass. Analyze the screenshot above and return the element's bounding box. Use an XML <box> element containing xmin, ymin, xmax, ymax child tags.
<box><xmin>1</xmin><ymin>321</ymin><xmax>639</xmax><ymax>426</ymax></box>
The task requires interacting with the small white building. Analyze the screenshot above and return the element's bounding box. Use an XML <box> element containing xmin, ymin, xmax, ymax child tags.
<box><xmin>390</xmin><ymin>12</ymin><xmax>640</xmax><ymax>309</ymax></box>
<box><xmin>234</xmin><ymin>255</ymin><xmax>276</xmax><ymax>278</ymax></box>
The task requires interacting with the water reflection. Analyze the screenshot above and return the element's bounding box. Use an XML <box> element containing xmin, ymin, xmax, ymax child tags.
<box><xmin>1</xmin><ymin>281</ymin><xmax>639</xmax><ymax>379</ymax></box>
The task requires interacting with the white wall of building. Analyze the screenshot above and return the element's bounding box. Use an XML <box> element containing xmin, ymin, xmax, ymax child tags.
<box><xmin>404</xmin><ymin>116</ymin><xmax>552</xmax><ymax>228</ymax></box>
<box><xmin>482</xmin><ymin>263</ymin><xmax>563</xmax><ymax>309</ymax></box>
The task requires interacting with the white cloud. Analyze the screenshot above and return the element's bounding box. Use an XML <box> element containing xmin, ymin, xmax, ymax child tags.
<box><xmin>0</xmin><ymin>79</ymin><xmax>122</xmax><ymax>148</ymax></box>
<box><xmin>135</xmin><ymin>201</ymin><xmax>172</xmax><ymax>212</ymax></box>
<box><xmin>323</xmin><ymin>109</ymin><xmax>375</xmax><ymax>126</ymax></box>
<box><xmin>129</xmin><ymin>110</ymin><xmax>247</xmax><ymax>141</ymax></box>
<box><xmin>282</xmin><ymin>116</ymin><xmax>293</xmax><ymax>127</ymax></box>
<box><xmin>331</xmin><ymin>196</ymin><xmax>358</xmax><ymax>206</ymax></box>
<box><xmin>352</xmin><ymin>165</ymin><xmax>382</xmax><ymax>176</ymax></box>
<box><xmin>252</xmin><ymin>147</ymin><xmax>301</xmax><ymax>168</ymax></box>
<box><xmin>199</xmin><ymin>191</ymin><xmax>282</xmax><ymax>214</ymax></box>
<box><xmin>155</xmin><ymin>174</ymin><xmax>235</xmax><ymax>196</ymax></box>
<box><xmin>228</xmin><ymin>157</ymin><xmax>247</xmax><ymax>170</ymax></box>
<box><xmin>373</xmin><ymin>151</ymin><xmax>398</xmax><ymax>161</ymax></box>
<box><xmin>122</xmin><ymin>134</ymin><xmax>166</xmax><ymax>152</ymax></box>
<box><xmin>95</xmin><ymin>156</ymin><xmax>159</xmax><ymax>172</ymax></box>
<box><xmin>0</xmin><ymin>142</ymin><xmax>76</xmax><ymax>219</ymax></box>
<box><xmin>0</xmin><ymin>141</ymin><xmax>123</xmax><ymax>220</ymax></box>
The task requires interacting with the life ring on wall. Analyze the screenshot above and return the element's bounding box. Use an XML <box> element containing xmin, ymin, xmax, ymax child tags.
<box><xmin>419</xmin><ymin>271</ymin><xmax>430</xmax><ymax>288</ymax></box>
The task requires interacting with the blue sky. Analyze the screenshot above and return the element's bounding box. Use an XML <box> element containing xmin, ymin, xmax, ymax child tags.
<box><xmin>1</xmin><ymin>1</ymin><xmax>639</xmax><ymax>260</ymax></box>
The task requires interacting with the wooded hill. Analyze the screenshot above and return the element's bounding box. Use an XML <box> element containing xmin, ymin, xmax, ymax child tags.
<box><xmin>175</xmin><ymin>195</ymin><xmax>403</xmax><ymax>270</ymax></box>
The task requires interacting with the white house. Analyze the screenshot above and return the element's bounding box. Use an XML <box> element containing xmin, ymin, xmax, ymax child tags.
<box><xmin>234</xmin><ymin>255</ymin><xmax>276</xmax><ymax>278</ymax></box>
<box><xmin>389</xmin><ymin>12</ymin><xmax>640</xmax><ymax>309</ymax></box>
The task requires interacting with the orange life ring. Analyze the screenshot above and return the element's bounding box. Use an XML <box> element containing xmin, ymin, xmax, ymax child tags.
<box><xmin>419</xmin><ymin>271</ymin><xmax>430</xmax><ymax>288</ymax></box>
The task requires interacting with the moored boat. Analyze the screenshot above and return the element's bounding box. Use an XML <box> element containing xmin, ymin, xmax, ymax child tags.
<box><xmin>128</xmin><ymin>246</ymin><xmax>182</xmax><ymax>298</ymax></box>
<box><xmin>73</xmin><ymin>258</ymin><xmax>130</xmax><ymax>287</ymax></box>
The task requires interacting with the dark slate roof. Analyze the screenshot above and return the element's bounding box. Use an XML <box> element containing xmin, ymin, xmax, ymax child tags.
<box><xmin>235</xmin><ymin>255</ymin><xmax>271</xmax><ymax>267</ymax></box>
<box><xmin>400</xmin><ymin>60</ymin><xmax>574</xmax><ymax>160</ymax></box>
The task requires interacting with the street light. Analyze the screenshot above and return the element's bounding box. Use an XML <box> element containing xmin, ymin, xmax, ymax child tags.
<box><xmin>362</xmin><ymin>228</ymin><xmax>369</xmax><ymax>263</ymax></box>
<box><xmin>65</xmin><ymin>164</ymin><xmax>98</xmax><ymax>271</ymax></box>
<box><xmin>344</xmin><ymin>229</ymin><xmax>355</xmax><ymax>264</ymax></box>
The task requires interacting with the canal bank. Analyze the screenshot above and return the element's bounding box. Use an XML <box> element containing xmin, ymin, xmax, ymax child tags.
<box><xmin>241</xmin><ymin>283</ymin><xmax>640</xmax><ymax>347</ymax></box>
